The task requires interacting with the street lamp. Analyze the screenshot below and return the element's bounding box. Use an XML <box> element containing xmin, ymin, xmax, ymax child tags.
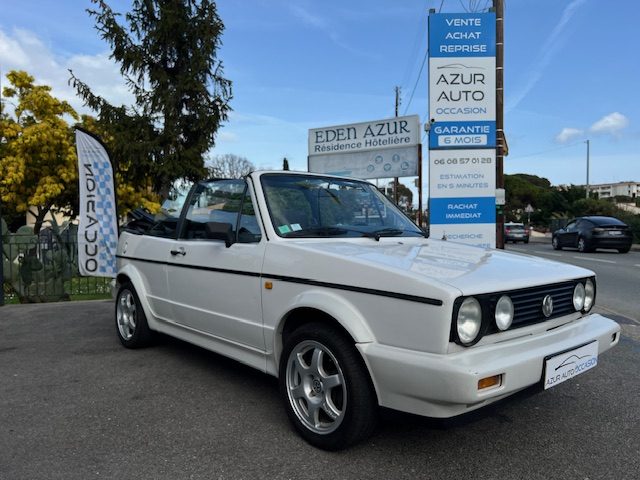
<box><xmin>585</xmin><ymin>139</ymin><xmax>590</xmax><ymax>198</ymax></box>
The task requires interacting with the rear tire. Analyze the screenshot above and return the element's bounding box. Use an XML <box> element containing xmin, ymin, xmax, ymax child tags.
<box><xmin>115</xmin><ymin>282</ymin><xmax>154</xmax><ymax>348</ymax></box>
<box><xmin>279</xmin><ymin>322</ymin><xmax>378</xmax><ymax>450</ymax></box>
<box><xmin>618</xmin><ymin>246</ymin><xmax>631</xmax><ymax>253</ymax></box>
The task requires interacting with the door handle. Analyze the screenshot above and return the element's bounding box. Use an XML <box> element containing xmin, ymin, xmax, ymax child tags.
<box><xmin>170</xmin><ymin>247</ymin><xmax>186</xmax><ymax>256</ymax></box>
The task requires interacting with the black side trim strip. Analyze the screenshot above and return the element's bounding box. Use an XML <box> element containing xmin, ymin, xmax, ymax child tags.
<box><xmin>116</xmin><ymin>255</ymin><xmax>261</xmax><ymax>277</ymax></box>
<box><xmin>117</xmin><ymin>255</ymin><xmax>165</xmax><ymax>266</ymax></box>
<box><xmin>117</xmin><ymin>255</ymin><xmax>443</xmax><ymax>306</ymax></box>
<box><xmin>262</xmin><ymin>274</ymin><xmax>443</xmax><ymax>306</ymax></box>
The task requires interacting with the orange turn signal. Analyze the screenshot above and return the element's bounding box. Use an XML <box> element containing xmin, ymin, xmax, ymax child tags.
<box><xmin>264</xmin><ymin>281</ymin><xmax>273</xmax><ymax>290</ymax></box>
<box><xmin>478</xmin><ymin>375</ymin><xmax>501</xmax><ymax>390</ymax></box>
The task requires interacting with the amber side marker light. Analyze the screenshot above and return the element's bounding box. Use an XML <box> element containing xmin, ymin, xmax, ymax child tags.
<box><xmin>264</xmin><ymin>281</ymin><xmax>273</xmax><ymax>290</ymax></box>
<box><xmin>478</xmin><ymin>375</ymin><xmax>502</xmax><ymax>390</ymax></box>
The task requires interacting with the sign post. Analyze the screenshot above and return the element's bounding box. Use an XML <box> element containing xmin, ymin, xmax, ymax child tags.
<box><xmin>0</xmin><ymin>201</ymin><xmax>4</xmax><ymax>306</ymax></box>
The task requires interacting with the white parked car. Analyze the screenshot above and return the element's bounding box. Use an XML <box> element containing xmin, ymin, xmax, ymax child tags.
<box><xmin>115</xmin><ymin>171</ymin><xmax>620</xmax><ymax>450</ymax></box>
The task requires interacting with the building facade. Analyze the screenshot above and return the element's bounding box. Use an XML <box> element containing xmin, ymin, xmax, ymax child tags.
<box><xmin>588</xmin><ymin>181</ymin><xmax>639</xmax><ymax>199</ymax></box>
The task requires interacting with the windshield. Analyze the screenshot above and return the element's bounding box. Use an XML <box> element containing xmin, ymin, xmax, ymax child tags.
<box><xmin>260</xmin><ymin>173</ymin><xmax>424</xmax><ymax>239</ymax></box>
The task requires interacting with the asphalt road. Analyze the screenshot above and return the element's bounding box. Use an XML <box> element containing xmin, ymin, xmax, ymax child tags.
<box><xmin>1</xmin><ymin>299</ymin><xmax>639</xmax><ymax>480</ymax></box>
<box><xmin>505</xmin><ymin>241</ymin><xmax>640</xmax><ymax>322</ymax></box>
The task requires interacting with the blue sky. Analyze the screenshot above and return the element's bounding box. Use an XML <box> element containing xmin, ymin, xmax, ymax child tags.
<box><xmin>1</xmin><ymin>0</ymin><xmax>638</xmax><ymax>200</ymax></box>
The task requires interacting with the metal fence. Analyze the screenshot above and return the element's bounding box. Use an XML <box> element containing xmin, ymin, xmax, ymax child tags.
<box><xmin>1</xmin><ymin>233</ymin><xmax>112</xmax><ymax>304</ymax></box>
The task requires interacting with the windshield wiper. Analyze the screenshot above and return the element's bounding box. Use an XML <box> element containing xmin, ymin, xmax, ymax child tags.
<box><xmin>370</xmin><ymin>228</ymin><xmax>406</xmax><ymax>240</ymax></box>
<box><xmin>370</xmin><ymin>228</ymin><xmax>428</xmax><ymax>240</ymax></box>
<box><xmin>283</xmin><ymin>226</ymin><xmax>380</xmax><ymax>240</ymax></box>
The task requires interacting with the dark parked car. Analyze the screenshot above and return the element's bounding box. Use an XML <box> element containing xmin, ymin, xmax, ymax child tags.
<box><xmin>504</xmin><ymin>222</ymin><xmax>529</xmax><ymax>243</ymax></box>
<box><xmin>552</xmin><ymin>216</ymin><xmax>633</xmax><ymax>253</ymax></box>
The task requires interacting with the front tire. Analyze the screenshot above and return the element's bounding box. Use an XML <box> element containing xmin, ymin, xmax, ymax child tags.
<box><xmin>552</xmin><ymin>236</ymin><xmax>561</xmax><ymax>250</ymax></box>
<box><xmin>279</xmin><ymin>323</ymin><xmax>378</xmax><ymax>450</ymax></box>
<box><xmin>618</xmin><ymin>246</ymin><xmax>631</xmax><ymax>253</ymax></box>
<box><xmin>115</xmin><ymin>282</ymin><xmax>154</xmax><ymax>348</ymax></box>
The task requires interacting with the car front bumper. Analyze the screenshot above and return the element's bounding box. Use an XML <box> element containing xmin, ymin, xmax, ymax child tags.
<box><xmin>357</xmin><ymin>313</ymin><xmax>620</xmax><ymax>418</ymax></box>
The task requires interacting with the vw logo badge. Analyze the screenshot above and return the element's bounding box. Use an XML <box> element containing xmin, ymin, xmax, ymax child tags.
<box><xmin>542</xmin><ymin>295</ymin><xmax>554</xmax><ymax>317</ymax></box>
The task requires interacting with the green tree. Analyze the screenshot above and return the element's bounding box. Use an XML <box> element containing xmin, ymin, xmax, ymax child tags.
<box><xmin>557</xmin><ymin>184</ymin><xmax>587</xmax><ymax>207</ymax></box>
<box><xmin>396</xmin><ymin>182</ymin><xmax>413</xmax><ymax>206</ymax></box>
<box><xmin>0</xmin><ymin>71</ymin><xmax>79</xmax><ymax>234</ymax></box>
<box><xmin>505</xmin><ymin>174</ymin><xmax>567</xmax><ymax>225</ymax></box>
<box><xmin>70</xmin><ymin>0</ymin><xmax>232</xmax><ymax>197</ymax></box>
<box><xmin>76</xmin><ymin>115</ymin><xmax>160</xmax><ymax>214</ymax></box>
<box><xmin>569</xmin><ymin>198</ymin><xmax>618</xmax><ymax>217</ymax></box>
<box><xmin>207</xmin><ymin>154</ymin><xmax>254</xmax><ymax>178</ymax></box>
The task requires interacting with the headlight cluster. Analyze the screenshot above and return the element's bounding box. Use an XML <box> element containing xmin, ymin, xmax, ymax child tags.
<box><xmin>456</xmin><ymin>297</ymin><xmax>482</xmax><ymax>345</ymax></box>
<box><xmin>454</xmin><ymin>294</ymin><xmax>514</xmax><ymax>346</ymax></box>
<box><xmin>453</xmin><ymin>278</ymin><xmax>596</xmax><ymax>347</ymax></box>
<box><xmin>573</xmin><ymin>278</ymin><xmax>595</xmax><ymax>313</ymax></box>
<box><xmin>494</xmin><ymin>295</ymin><xmax>514</xmax><ymax>331</ymax></box>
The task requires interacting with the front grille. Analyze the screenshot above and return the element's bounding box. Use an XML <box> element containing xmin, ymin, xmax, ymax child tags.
<box><xmin>509</xmin><ymin>282</ymin><xmax>576</xmax><ymax>328</ymax></box>
<box><xmin>450</xmin><ymin>278</ymin><xmax>593</xmax><ymax>345</ymax></box>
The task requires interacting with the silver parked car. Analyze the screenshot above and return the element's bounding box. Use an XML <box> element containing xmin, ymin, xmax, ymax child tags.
<box><xmin>504</xmin><ymin>222</ymin><xmax>530</xmax><ymax>243</ymax></box>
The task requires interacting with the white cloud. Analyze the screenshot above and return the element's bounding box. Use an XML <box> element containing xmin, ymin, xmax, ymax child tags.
<box><xmin>555</xmin><ymin>127</ymin><xmax>584</xmax><ymax>143</ymax></box>
<box><xmin>0</xmin><ymin>29</ymin><xmax>32</xmax><ymax>68</ymax></box>
<box><xmin>288</xmin><ymin>4</ymin><xmax>378</xmax><ymax>60</ymax></box>
<box><xmin>506</xmin><ymin>0</ymin><xmax>587</xmax><ymax>112</ymax></box>
<box><xmin>589</xmin><ymin>112</ymin><xmax>629</xmax><ymax>137</ymax></box>
<box><xmin>290</xmin><ymin>5</ymin><xmax>328</xmax><ymax>30</ymax></box>
<box><xmin>217</xmin><ymin>131</ymin><xmax>238</xmax><ymax>142</ymax></box>
<box><xmin>0</xmin><ymin>27</ymin><xmax>133</xmax><ymax>116</ymax></box>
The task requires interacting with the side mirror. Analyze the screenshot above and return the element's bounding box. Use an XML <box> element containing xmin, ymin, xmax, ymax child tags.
<box><xmin>205</xmin><ymin>221</ymin><xmax>234</xmax><ymax>248</ymax></box>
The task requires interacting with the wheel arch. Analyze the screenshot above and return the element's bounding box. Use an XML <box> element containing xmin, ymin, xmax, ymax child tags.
<box><xmin>115</xmin><ymin>264</ymin><xmax>159</xmax><ymax>331</ymax></box>
<box><xmin>271</xmin><ymin>290</ymin><xmax>375</xmax><ymax>373</ymax></box>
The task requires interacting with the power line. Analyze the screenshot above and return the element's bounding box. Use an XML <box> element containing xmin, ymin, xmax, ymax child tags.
<box><xmin>403</xmin><ymin>48</ymin><xmax>428</xmax><ymax>115</ymax></box>
<box><xmin>400</xmin><ymin>9</ymin><xmax>429</xmax><ymax>90</ymax></box>
<box><xmin>508</xmin><ymin>141</ymin><xmax>583</xmax><ymax>161</ymax></box>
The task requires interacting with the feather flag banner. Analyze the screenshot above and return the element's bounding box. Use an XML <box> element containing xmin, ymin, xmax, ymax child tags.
<box><xmin>75</xmin><ymin>129</ymin><xmax>118</xmax><ymax>277</ymax></box>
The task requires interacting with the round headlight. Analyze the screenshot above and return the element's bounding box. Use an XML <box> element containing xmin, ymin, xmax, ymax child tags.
<box><xmin>495</xmin><ymin>295</ymin><xmax>514</xmax><ymax>331</ymax></box>
<box><xmin>573</xmin><ymin>282</ymin><xmax>586</xmax><ymax>311</ymax></box>
<box><xmin>584</xmin><ymin>279</ymin><xmax>595</xmax><ymax>311</ymax></box>
<box><xmin>457</xmin><ymin>297</ymin><xmax>483</xmax><ymax>345</ymax></box>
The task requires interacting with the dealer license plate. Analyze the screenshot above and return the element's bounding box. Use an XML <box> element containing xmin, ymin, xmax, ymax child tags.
<box><xmin>543</xmin><ymin>341</ymin><xmax>599</xmax><ymax>390</ymax></box>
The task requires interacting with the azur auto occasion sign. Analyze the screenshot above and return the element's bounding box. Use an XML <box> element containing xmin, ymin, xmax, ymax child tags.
<box><xmin>429</xmin><ymin>13</ymin><xmax>496</xmax><ymax>146</ymax></box>
<box><xmin>428</xmin><ymin>12</ymin><xmax>496</xmax><ymax>248</ymax></box>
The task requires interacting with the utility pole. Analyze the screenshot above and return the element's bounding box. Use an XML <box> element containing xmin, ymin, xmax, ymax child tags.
<box><xmin>585</xmin><ymin>139</ymin><xmax>590</xmax><ymax>198</ymax></box>
<box><xmin>494</xmin><ymin>0</ymin><xmax>505</xmax><ymax>249</ymax></box>
<box><xmin>0</xmin><ymin>66</ymin><xmax>4</xmax><ymax>306</ymax></box>
<box><xmin>0</xmin><ymin>201</ymin><xmax>4</xmax><ymax>307</ymax></box>
<box><xmin>393</xmin><ymin>86</ymin><xmax>401</xmax><ymax>203</ymax></box>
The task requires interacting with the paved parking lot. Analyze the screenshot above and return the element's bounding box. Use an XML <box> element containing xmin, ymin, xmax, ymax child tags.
<box><xmin>1</xmin><ymin>300</ymin><xmax>639</xmax><ymax>480</ymax></box>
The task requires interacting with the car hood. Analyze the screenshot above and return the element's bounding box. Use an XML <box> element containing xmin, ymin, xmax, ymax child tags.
<box><xmin>265</xmin><ymin>237</ymin><xmax>593</xmax><ymax>297</ymax></box>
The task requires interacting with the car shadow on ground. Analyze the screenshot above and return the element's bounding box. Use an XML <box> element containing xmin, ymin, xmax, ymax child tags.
<box><xmin>153</xmin><ymin>331</ymin><xmax>545</xmax><ymax>440</ymax></box>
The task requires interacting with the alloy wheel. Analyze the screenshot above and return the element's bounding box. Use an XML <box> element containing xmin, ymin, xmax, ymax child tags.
<box><xmin>116</xmin><ymin>289</ymin><xmax>137</xmax><ymax>340</ymax></box>
<box><xmin>285</xmin><ymin>340</ymin><xmax>347</xmax><ymax>435</ymax></box>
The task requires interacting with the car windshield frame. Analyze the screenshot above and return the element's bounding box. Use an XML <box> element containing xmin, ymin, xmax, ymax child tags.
<box><xmin>260</xmin><ymin>173</ymin><xmax>425</xmax><ymax>239</ymax></box>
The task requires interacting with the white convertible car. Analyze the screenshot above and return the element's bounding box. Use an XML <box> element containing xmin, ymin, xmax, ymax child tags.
<box><xmin>115</xmin><ymin>171</ymin><xmax>620</xmax><ymax>450</ymax></box>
